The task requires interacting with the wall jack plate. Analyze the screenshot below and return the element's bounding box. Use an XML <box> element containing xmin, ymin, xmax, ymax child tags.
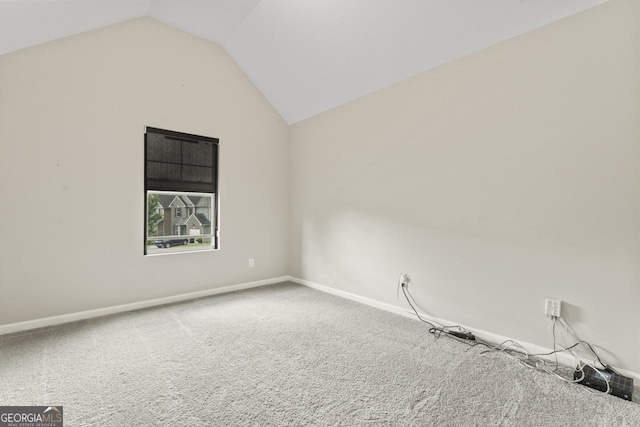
<box><xmin>545</xmin><ymin>298</ymin><xmax>561</xmax><ymax>317</ymax></box>
<box><xmin>399</xmin><ymin>273</ymin><xmax>411</xmax><ymax>286</ymax></box>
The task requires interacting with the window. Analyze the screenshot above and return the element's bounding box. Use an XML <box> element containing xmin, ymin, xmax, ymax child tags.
<box><xmin>144</xmin><ymin>127</ymin><xmax>219</xmax><ymax>255</ymax></box>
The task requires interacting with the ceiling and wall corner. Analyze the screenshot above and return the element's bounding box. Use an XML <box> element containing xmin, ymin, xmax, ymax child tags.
<box><xmin>1</xmin><ymin>0</ymin><xmax>638</xmax><ymax>375</ymax></box>
<box><xmin>0</xmin><ymin>0</ymin><xmax>607</xmax><ymax>124</ymax></box>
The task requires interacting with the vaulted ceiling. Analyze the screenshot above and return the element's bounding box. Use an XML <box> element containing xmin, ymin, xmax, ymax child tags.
<box><xmin>0</xmin><ymin>0</ymin><xmax>605</xmax><ymax>123</ymax></box>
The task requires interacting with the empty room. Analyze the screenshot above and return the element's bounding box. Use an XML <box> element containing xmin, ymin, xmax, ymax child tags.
<box><xmin>1</xmin><ymin>0</ymin><xmax>639</xmax><ymax>425</ymax></box>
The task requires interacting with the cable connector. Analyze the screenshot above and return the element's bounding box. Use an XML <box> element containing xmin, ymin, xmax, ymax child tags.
<box><xmin>446</xmin><ymin>330</ymin><xmax>476</xmax><ymax>341</ymax></box>
<box><xmin>399</xmin><ymin>273</ymin><xmax>411</xmax><ymax>287</ymax></box>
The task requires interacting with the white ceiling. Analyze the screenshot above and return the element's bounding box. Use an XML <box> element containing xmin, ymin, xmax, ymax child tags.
<box><xmin>0</xmin><ymin>0</ymin><xmax>605</xmax><ymax>124</ymax></box>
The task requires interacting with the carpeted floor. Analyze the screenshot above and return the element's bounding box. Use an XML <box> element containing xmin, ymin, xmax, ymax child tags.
<box><xmin>1</xmin><ymin>282</ymin><xmax>639</xmax><ymax>426</ymax></box>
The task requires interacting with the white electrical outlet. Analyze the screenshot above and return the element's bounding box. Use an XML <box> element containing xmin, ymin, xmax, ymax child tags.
<box><xmin>249</xmin><ymin>258</ymin><xmax>254</xmax><ymax>268</ymax></box>
<box><xmin>399</xmin><ymin>273</ymin><xmax>411</xmax><ymax>286</ymax></box>
<box><xmin>544</xmin><ymin>298</ymin><xmax>561</xmax><ymax>317</ymax></box>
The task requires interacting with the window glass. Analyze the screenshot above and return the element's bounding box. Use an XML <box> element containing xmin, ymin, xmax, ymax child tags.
<box><xmin>146</xmin><ymin>191</ymin><xmax>214</xmax><ymax>255</ymax></box>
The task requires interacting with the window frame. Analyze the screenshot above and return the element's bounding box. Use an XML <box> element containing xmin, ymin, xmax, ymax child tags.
<box><xmin>144</xmin><ymin>126</ymin><xmax>219</xmax><ymax>255</ymax></box>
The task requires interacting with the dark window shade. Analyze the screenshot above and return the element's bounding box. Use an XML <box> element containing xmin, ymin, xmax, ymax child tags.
<box><xmin>145</xmin><ymin>127</ymin><xmax>218</xmax><ymax>193</ymax></box>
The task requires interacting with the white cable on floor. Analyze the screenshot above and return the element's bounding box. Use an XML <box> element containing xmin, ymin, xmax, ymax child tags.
<box><xmin>395</xmin><ymin>275</ymin><xmax>615</xmax><ymax>397</ymax></box>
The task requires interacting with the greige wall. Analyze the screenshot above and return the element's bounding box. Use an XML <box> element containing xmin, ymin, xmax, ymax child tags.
<box><xmin>290</xmin><ymin>0</ymin><xmax>640</xmax><ymax>372</ymax></box>
<box><xmin>0</xmin><ymin>18</ymin><xmax>289</xmax><ymax>324</ymax></box>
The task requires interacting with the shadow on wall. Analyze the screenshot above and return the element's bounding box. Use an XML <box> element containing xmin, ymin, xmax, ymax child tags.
<box><xmin>296</xmin><ymin>207</ymin><xmax>637</xmax><ymax>371</ymax></box>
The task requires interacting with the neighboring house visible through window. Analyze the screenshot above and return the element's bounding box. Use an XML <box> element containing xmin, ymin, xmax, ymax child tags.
<box><xmin>156</xmin><ymin>194</ymin><xmax>213</xmax><ymax>238</ymax></box>
<box><xmin>144</xmin><ymin>127</ymin><xmax>219</xmax><ymax>255</ymax></box>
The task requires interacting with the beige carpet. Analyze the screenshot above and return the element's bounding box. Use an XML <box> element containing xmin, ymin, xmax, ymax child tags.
<box><xmin>1</xmin><ymin>282</ymin><xmax>639</xmax><ymax>426</ymax></box>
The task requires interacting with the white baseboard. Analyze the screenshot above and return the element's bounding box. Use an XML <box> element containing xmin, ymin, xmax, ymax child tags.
<box><xmin>288</xmin><ymin>276</ymin><xmax>640</xmax><ymax>383</ymax></box>
<box><xmin>0</xmin><ymin>276</ymin><xmax>289</xmax><ymax>336</ymax></box>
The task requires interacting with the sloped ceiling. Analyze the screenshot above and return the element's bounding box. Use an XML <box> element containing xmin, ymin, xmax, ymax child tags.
<box><xmin>0</xmin><ymin>0</ymin><xmax>605</xmax><ymax>124</ymax></box>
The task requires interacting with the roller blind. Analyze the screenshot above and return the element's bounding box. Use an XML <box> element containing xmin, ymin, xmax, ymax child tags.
<box><xmin>145</xmin><ymin>127</ymin><xmax>218</xmax><ymax>194</ymax></box>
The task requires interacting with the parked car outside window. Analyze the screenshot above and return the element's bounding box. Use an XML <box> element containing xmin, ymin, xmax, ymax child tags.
<box><xmin>154</xmin><ymin>238</ymin><xmax>189</xmax><ymax>248</ymax></box>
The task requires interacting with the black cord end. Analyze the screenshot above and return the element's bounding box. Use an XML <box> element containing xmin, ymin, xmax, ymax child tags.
<box><xmin>446</xmin><ymin>330</ymin><xmax>476</xmax><ymax>341</ymax></box>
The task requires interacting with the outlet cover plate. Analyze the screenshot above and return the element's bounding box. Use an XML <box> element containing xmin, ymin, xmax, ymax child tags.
<box><xmin>545</xmin><ymin>298</ymin><xmax>561</xmax><ymax>317</ymax></box>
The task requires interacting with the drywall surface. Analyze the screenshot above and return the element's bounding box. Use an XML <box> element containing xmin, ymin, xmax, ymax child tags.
<box><xmin>290</xmin><ymin>0</ymin><xmax>640</xmax><ymax>372</ymax></box>
<box><xmin>0</xmin><ymin>18</ymin><xmax>289</xmax><ymax>325</ymax></box>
